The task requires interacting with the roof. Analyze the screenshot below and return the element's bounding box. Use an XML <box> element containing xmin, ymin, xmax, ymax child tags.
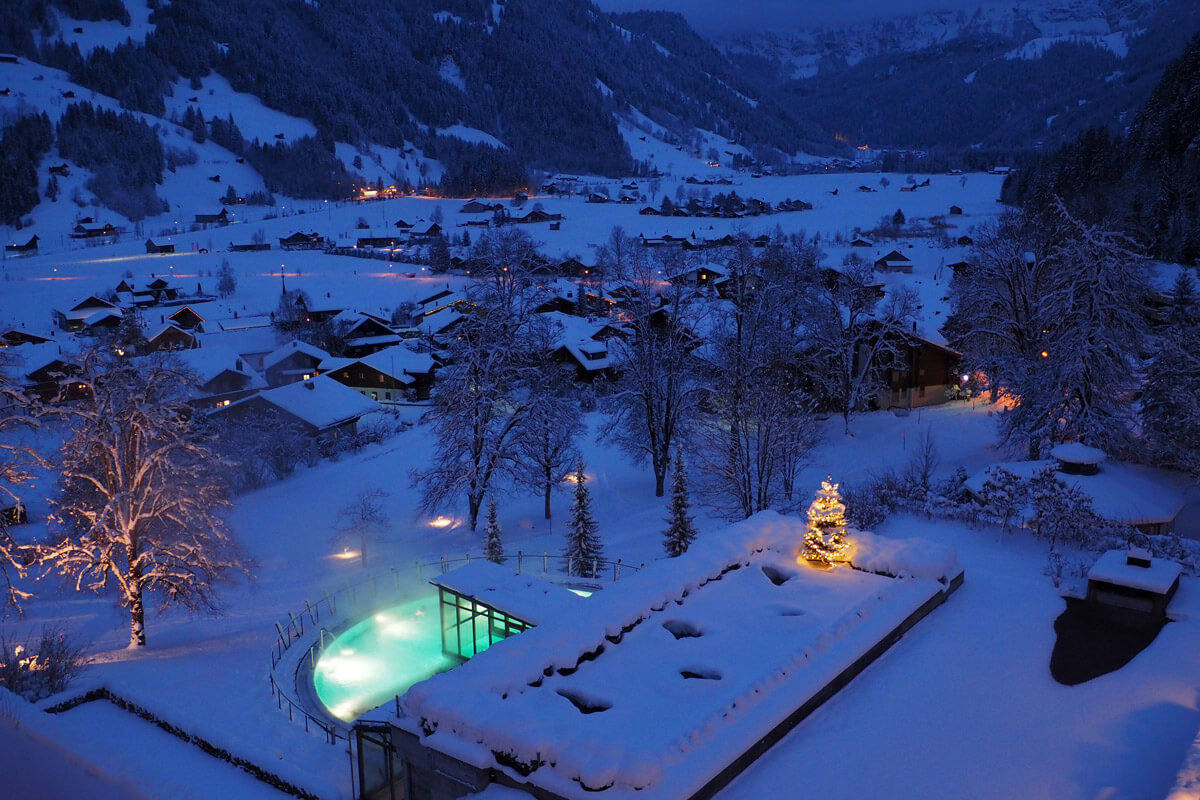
<box><xmin>320</xmin><ymin>345</ymin><xmax>435</xmax><ymax>383</ymax></box>
<box><xmin>398</xmin><ymin>512</ymin><xmax>959</xmax><ymax>799</ymax></box>
<box><xmin>430</xmin><ymin>560</ymin><xmax>583</xmax><ymax>626</ymax></box>
<box><xmin>1088</xmin><ymin>549</ymin><xmax>1182</xmax><ymax>594</ymax></box>
<box><xmin>229</xmin><ymin>375</ymin><xmax>378</xmax><ymax>431</ymax></box>
<box><xmin>262</xmin><ymin>339</ymin><xmax>331</xmax><ymax>370</ymax></box>
<box><xmin>174</xmin><ymin>345</ymin><xmax>267</xmax><ymax>390</ymax></box>
<box><xmin>215</xmin><ymin>315</ymin><xmax>273</xmax><ymax>332</ymax></box>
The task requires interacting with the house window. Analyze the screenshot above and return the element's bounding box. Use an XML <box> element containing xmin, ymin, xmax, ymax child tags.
<box><xmin>385</xmin><ymin>392</ymin><xmax>392</xmax><ymax>400</ymax></box>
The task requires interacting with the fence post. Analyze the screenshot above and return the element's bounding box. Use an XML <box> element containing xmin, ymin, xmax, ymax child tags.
<box><xmin>306</xmin><ymin>599</ymin><xmax>318</xmax><ymax>626</ymax></box>
<box><xmin>615</xmin><ymin>558</ymin><xmax>622</xmax><ymax>581</ymax></box>
<box><xmin>289</xmin><ymin>611</ymin><xmax>304</xmax><ymax>637</ymax></box>
<box><xmin>517</xmin><ymin>551</ymin><xmax>523</xmax><ymax>574</ymax></box>
<box><xmin>543</xmin><ymin>552</ymin><xmax>548</xmax><ymax>573</ymax></box>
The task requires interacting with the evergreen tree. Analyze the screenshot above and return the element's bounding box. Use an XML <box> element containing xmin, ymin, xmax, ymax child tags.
<box><xmin>663</xmin><ymin>447</ymin><xmax>697</xmax><ymax>557</ymax></box>
<box><xmin>217</xmin><ymin>259</ymin><xmax>237</xmax><ymax>299</ymax></box>
<box><xmin>484</xmin><ymin>496</ymin><xmax>503</xmax><ymax>564</ymax></box>
<box><xmin>1142</xmin><ymin>271</ymin><xmax>1200</xmax><ymax>477</ymax></box>
<box><xmin>564</xmin><ymin>460</ymin><xmax>602</xmax><ymax>578</ymax></box>
<box><xmin>802</xmin><ymin>478</ymin><xmax>849</xmax><ymax>565</ymax></box>
<box><xmin>428</xmin><ymin>233</ymin><xmax>451</xmax><ymax>274</ymax></box>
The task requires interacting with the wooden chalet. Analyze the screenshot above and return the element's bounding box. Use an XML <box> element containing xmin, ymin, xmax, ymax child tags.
<box><xmin>874</xmin><ymin>250</ymin><xmax>913</xmax><ymax>273</ymax></box>
<box><xmin>176</xmin><ymin>347</ymin><xmax>267</xmax><ymax>409</ymax></box>
<box><xmin>166</xmin><ymin>306</ymin><xmax>205</xmax><ymax>331</ymax></box>
<box><xmin>279</xmin><ymin>231</ymin><xmax>329</xmax><ymax>250</ymax></box>
<box><xmin>116</xmin><ymin>278</ymin><xmax>180</xmax><ymax>306</ymax></box>
<box><xmin>210</xmin><ymin>375</ymin><xmax>378</xmax><ymax>442</ymax></box>
<box><xmin>144</xmin><ymin>322</ymin><xmax>198</xmax><ymax>353</ymax></box>
<box><xmin>262</xmin><ymin>339</ymin><xmax>330</xmax><ymax>387</ymax></box>
<box><xmin>850</xmin><ymin>238</ymin><xmax>873</xmax><ymax>248</ymax></box>
<box><xmin>949</xmin><ymin>205</ymin><xmax>963</xmax><ymax>215</ymax></box>
<box><xmin>408</xmin><ymin>223</ymin><xmax>442</xmax><ymax>243</ymax></box>
<box><xmin>514</xmin><ymin>209</ymin><xmax>562</xmax><ymax>225</ymax></box>
<box><xmin>70</xmin><ymin>222</ymin><xmax>119</xmax><ymax>240</ymax></box>
<box><xmin>460</xmin><ymin>200</ymin><xmax>504</xmax><ymax>214</ymax></box>
<box><xmin>145</xmin><ymin>238</ymin><xmax>175</xmax><ymax>254</ymax></box>
<box><xmin>340</xmin><ymin>314</ymin><xmax>402</xmax><ymax>358</ymax></box>
<box><xmin>877</xmin><ymin>329</ymin><xmax>962</xmax><ymax>411</ymax></box>
<box><xmin>4</xmin><ymin>235</ymin><xmax>38</xmax><ymax>256</ymax></box>
<box><xmin>0</xmin><ymin>328</ymin><xmax>52</xmax><ymax>347</ymax></box>
<box><xmin>195</xmin><ymin>209</ymin><xmax>230</xmax><ymax>226</ymax></box>
<box><xmin>21</xmin><ymin>351</ymin><xmax>89</xmax><ymax>403</ymax></box>
<box><xmin>55</xmin><ymin>295</ymin><xmax>121</xmax><ymax>332</ymax></box>
<box><xmin>356</xmin><ymin>236</ymin><xmax>402</xmax><ymax>248</ymax></box>
<box><xmin>393</xmin><ymin>219</ymin><xmax>414</xmax><ymax>229</ymax></box>
<box><xmin>321</xmin><ymin>345</ymin><xmax>437</xmax><ymax>403</ymax></box>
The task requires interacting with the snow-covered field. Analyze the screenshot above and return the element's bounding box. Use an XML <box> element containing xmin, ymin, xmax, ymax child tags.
<box><xmin>1</xmin><ymin>172</ymin><xmax>1199</xmax><ymax>800</ymax></box>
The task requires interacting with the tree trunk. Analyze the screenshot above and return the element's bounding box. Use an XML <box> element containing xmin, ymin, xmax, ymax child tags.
<box><xmin>128</xmin><ymin>542</ymin><xmax>146</xmax><ymax>647</ymax></box>
<box><xmin>655</xmin><ymin>471</ymin><xmax>666</xmax><ymax>498</ymax></box>
<box><xmin>543</xmin><ymin>483</ymin><xmax>552</xmax><ymax>520</ymax></box>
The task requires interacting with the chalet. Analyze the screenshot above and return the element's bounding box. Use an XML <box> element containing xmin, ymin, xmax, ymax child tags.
<box><xmin>70</xmin><ymin>222</ymin><xmax>118</xmax><ymax>241</ymax></box>
<box><xmin>210</xmin><ymin>375</ymin><xmax>378</xmax><ymax>442</ymax></box>
<box><xmin>540</xmin><ymin>311</ymin><xmax>622</xmax><ymax>382</ymax></box>
<box><xmin>639</xmin><ymin>206</ymin><xmax>661</xmax><ymax>216</ymax></box>
<box><xmin>957</xmin><ymin>235</ymin><xmax>974</xmax><ymax>247</ymax></box>
<box><xmin>263</xmin><ymin>340</ymin><xmax>330</xmax><ymax>387</ymax></box>
<box><xmin>55</xmin><ymin>295</ymin><xmax>121</xmax><ymax>332</ymax></box>
<box><xmin>460</xmin><ymin>200</ymin><xmax>504</xmax><ymax>214</ymax></box>
<box><xmin>877</xmin><ymin>330</ymin><xmax>962</xmax><ymax>411</ymax></box>
<box><xmin>144</xmin><ymin>322</ymin><xmax>198</xmax><ymax>353</ymax></box>
<box><xmin>293</xmin><ymin>294</ymin><xmax>344</xmax><ymax>324</ymax></box>
<box><xmin>356</xmin><ymin>236</ymin><xmax>402</xmax><ymax>248</ymax></box>
<box><xmin>408</xmin><ymin>223</ymin><xmax>442</xmax><ymax>243</ymax></box>
<box><xmin>195</xmin><ymin>209</ymin><xmax>230</xmax><ymax>226</ymax></box>
<box><xmin>665</xmin><ymin>262</ymin><xmax>728</xmax><ymax>290</ymax></box>
<box><xmin>116</xmin><ymin>278</ymin><xmax>180</xmax><ymax>306</ymax></box>
<box><xmin>4</xmin><ymin>235</ymin><xmax>38</xmax><ymax>255</ymax></box>
<box><xmin>557</xmin><ymin>258</ymin><xmax>590</xmax><ymax>277</ymax></box>
<box><xmin>229</xmin><ymin>242</ymin><xmax>271</xmax><ymax>252</ymax></box>
<box><xmin>586</xmin><ymin>192</ymin><xmax>610</xmax><ymax>204</ymax></box>
<box><xmin>514</xmin><ymin>210</ymin><xmax>562</xmax><ymax>225</ymax></box>
<box><xmin>175</xmin><ymin>346</ymin><xmax>267</xmax><ymax>409</ymax></box>
<box><xmin>17</xmin><ymin>345</ymin><xmax>89</xmax><ymax>403</ymax></box>
<box><xmin>339</xmin><ymin>313</ymin><xmax>402</xmax><ymax>358</ymax></box>
<box><xmin>850</xmin><ymin>238</ymin><xmax>873</xmax><ymax>248</ymax></box>
<box><xmin>413</xmin><ymin>289</ymin><xmax>461</xmax><ymax>325</ymax></box>
<box><xmin>875</xmin><ymin>250</ymin><xmax>913</xmax><ymax>273</ymax></box>
<box><xmin>278</xmin><ymin>231</ymin><xmax>329</xmax><ymax>250</ymax></box>
<box><xmin>166</xmin><ymin>306</ymin><xmax>205</xmax><ymax>331</ymax></box>
<box><xmin>949</xmin><ymin>205</ymin><xmax>963</xmax><ymax>215</ymax></box>
<box><xmin>320</xmin><ymin>345</ymin><xmax>437</xmax><ymax>403</ymax></box>
<box><xmin>144</xmin><ymin>238</ymin><xmax>175</xmax><ymax>254</ymax></box>
<box><xmin>0</xmin><ymin>329</ymin><xmax>52</xmax><ymax>348</ymax></box>
<box><xmin>393</xmin><ymin>219</ymin><xmax>414</xmax><ymax>230</ymax></box>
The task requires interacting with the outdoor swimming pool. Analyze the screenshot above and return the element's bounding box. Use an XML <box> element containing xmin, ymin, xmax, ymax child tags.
<box><xmin>313</xmin><ymin>592</ymin><xmax>457</xmax><ymax>722</ymax></box>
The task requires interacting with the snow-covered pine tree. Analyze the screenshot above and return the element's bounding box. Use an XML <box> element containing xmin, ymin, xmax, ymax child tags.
<box><xmin>802</xmin><ymin>478</ymin><xmax>849</xmax><ymax>565</ymax></box>
<box><xmin>1142</xmin><ymin>270</ymin><xmax>1200</xmax><ymax>478</ymax></box>
<box><xmin>664</xmin><ymin>448</ymin><xmax>697</xmax><ymax>557</ymax></box>
<box><xmin>564</xmin><ymin>460</ymin><xmax>602</xmax><ymax>577</ymax></box>
<box><xmin>484</xmin><ymin>496</ymin><xmax>504</xmax><ymax>564</ymax></box>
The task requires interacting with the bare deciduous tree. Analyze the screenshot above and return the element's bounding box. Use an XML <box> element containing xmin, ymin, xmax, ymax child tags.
<box><xmin>41</xmin><ymin>352</ymin><xmax>249</xmax><ymax>648</ymax></box>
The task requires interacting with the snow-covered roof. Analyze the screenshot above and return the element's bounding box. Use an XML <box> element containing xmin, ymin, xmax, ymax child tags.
<box><xmin>964</xmin><ymin>459</ymin><xmax>1186</xmax><ymax>526</ymax></box>
<box><xmin>174</xmin><ymin>345</ymin><xmax>266</xmax><ymax>390</ymax></box>
<box><xmin>1088</xmin><ymin>549</ymin><xmax>1182</xmax><ymax>595</ymax></box>
<box><xmin>319</xmin><ymin>345</ymin><xmax>435</xmax><ymax>383</ymax></box>
<box><xmin>399</xmin><ymin>512</ymin><xmax>959</xmax><ymax>798</ymax></box>
<box><xmin>243</xmin><ymin>375</ymin><xmax>378</xmax><ymax>431</ymax></box>
<box><xmin>1049</xmin><ymin>442</ymin><xmax>1106</xmax><ymax>466</ymax></box>
<box><xmin>262</xmin><ymin>339</ymin><xmax>330</xmax><ymax>370</ymax></box>
<box><xmin>431</xmin><ymin>561</ymin><xmax>584</xmax><ymax>626</ymax></box>
<box><xmin>215</xmin><ymin>315</ymin><xmax>273</xmax><ymax>332</ymax></box>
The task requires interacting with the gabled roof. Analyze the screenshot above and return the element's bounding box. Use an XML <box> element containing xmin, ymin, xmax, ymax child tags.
<box><xmin>175</xmin><ymin>345</ymin><xmax>267</xmax><ymax>391</ymax></box>
<box><xmin>230</xmin><ymin>375</ymin><xmax>378</xmax><ymax>432</ymax></box>
<box><xmin>320</xmin><ymin>345</ymin><xmax>436</xmax><ymax>383</ymax></box>
<box><xmin>262</xmin><ymin>339</ymin><xmax>331</xmax><ymax>370</ymax></box>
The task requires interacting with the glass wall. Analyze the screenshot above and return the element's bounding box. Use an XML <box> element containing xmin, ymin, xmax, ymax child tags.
<box><xmin>438</xmin><ymin>587</ymin><xmax>532</xmax><ymax>659</ymax></box>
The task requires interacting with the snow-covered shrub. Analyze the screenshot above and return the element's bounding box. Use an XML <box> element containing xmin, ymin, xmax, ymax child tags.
<box><xmin>842</xmin><ymin>481</ymin><xmax>891</xmax><ymax>530</ymax></box>
<box><xmin>0</xmin><ymin>625</ymin><xmax>85</xmax><ymax>702</ymax></box>
<box><xmin>976</xmin><ymin>466</ymin><xmax>1027</xmax><ymax>530</ymax></box>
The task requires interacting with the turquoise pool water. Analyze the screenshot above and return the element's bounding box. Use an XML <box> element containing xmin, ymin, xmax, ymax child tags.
<box><xmin>313</xmin><ymin>592</ymin><xmax>458</xmax><ymax>722</ymax></box>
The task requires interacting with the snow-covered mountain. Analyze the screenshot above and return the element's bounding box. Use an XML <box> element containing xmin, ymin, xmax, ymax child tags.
<box><xmin>720</xmin><ymin>0</ymin><xmax>1160</xmax><ymax>80</ymax></box>
<box><xmin>718</xmin><ymin>0</ymin><xmax>1200</xmax><ymax>151</ymax></box>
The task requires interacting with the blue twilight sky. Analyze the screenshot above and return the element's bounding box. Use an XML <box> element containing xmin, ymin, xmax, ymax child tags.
<box><xmin>590</xmin><ymin>0</ymin><xmax>1014</xmax><ymax>36</ymax></box>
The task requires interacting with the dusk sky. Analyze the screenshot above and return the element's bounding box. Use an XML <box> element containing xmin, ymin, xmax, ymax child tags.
<box><xmin>591</xmin><ymin>0</ymin><xmax>1014</xmax><ymax>36</ymax></box>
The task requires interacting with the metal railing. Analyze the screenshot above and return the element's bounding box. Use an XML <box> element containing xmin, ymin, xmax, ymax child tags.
<box><xmin>267</xmin><ymin>552</ymin><xmax>640</xmax><ymax>743</ymax></box>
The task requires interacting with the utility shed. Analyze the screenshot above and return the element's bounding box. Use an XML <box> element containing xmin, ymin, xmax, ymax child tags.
<box><xmin>1087</xmin><ymin>549</ymin><xmax>1182</xmax><ymax>617</ymax></box>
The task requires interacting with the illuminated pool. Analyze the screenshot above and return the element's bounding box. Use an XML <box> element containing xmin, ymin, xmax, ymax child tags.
<box><xmin>313</xmin><ymin>592</ymin><xmax>458</xmax><ymax>722</ymax></box>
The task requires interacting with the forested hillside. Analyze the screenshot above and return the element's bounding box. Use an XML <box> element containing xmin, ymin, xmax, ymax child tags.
<box><xmin>1003</xmin><ymin>34</ymin><xmax>1200</xmax><ymax>263</ymax></box>
<box><xmin>0</xmin><ymin>0</ymin><xmax>825</xmax><ymax>204</ymax></box>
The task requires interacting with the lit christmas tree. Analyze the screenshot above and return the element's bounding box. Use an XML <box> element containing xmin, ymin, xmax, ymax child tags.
<box><xmin>802</xmin><ymin>477</ymin><xmax>850</xmax><ymax>565</ymax></box>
